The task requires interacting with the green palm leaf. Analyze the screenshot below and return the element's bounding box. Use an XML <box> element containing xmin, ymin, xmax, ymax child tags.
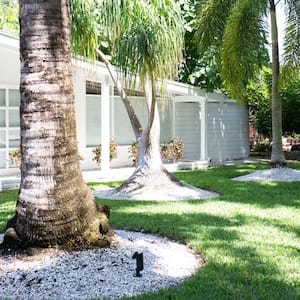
<box><xmin>100</xmin><ymin>0</ymin><xmax>184</xmax><ymax>83</ymax></box>
<box><xmin>195</xmin><ymin>0</ymin><xmax>235</xmax><ymax>54</ymax></box>
<box><xmin>281</xmin><ymin>0</ymin><xmax>300</xmax><ymax>83</ymax></box>
<box><xmin>70</xmin><ymin>0</ymin><xmax>100</xmax><ymax>61</ymax></box>
<box><xmin>221</xmin><ymin>0</ymin><xmax>269</xmax><ymax>101</ymax></box>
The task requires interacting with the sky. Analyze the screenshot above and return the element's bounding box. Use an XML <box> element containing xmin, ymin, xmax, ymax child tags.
<box><xmin>267</xmin><ymin>3</ymin><xmax>286</xmax><ymax>59</ymax></box>
<box><xmin>276</xmin><ymin>4</ymin><xmax>286</xmax><ymax>57</ymax></box>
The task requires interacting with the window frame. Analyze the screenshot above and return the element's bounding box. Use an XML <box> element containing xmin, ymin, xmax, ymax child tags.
<box><xmin>0</xmin><ymin>86</ymin><xmax>20</xmax><ymax>169</ymax></box>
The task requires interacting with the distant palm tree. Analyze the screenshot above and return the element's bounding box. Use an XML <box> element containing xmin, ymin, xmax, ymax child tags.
<box><xmin>5</xmin><ymin>0</ymin><xmax>111</xmax><ymax>247</ymax></box>
<box><xmin>196</xmin><ymin>0</ymin><xmax>299</xmax><ymax>167</ymax></box>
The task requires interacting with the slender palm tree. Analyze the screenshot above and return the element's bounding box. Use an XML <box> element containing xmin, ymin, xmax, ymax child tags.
<box><xmin>196</xmin><ymin>0</ymin><xmax>299</xmax><ymax>167</ymax></box>
<box><xmin>71</xmin><ymin>0</ymin><xmax>143</xmax><ymax>142</ymax></box>
<box><xmin>100</xmin><ymin>0</ymin><xmax>185</xmax><ymax>193</ymax></box>
<box><xmin>2</xmin><ymin>0</ymin><xmax>111</xmax><ymax>248</ymax></box>
<box><xmin>71</xmin><ymin>0</ymin><xmax>185</xmax><ymax>194</ymax></box>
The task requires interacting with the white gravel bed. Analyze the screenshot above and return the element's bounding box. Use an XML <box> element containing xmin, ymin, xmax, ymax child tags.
<box><xmin>0</xmin><ymin>229</ymin><xmax>201</xmax><ymax>300</ymax></box>
<box><xmin>93</xmin><ymin>184</ymin><xmax>219</xmax><ymax>201</ymax></box>
<box><xmin>232</xmin><ymin>167</ymin><xmax>300</xmax><ymax>182</ymax></box>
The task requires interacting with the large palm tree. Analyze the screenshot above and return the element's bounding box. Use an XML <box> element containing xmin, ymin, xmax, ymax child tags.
<box><xmin>196</xmin><ymin>0</ymin><xmax>299</xmax><ymax>167</ymax></box>
<box><xmin>2</xmin><ymin>0</ymin><xmax>111</xmax><ymax>248</ymax></box>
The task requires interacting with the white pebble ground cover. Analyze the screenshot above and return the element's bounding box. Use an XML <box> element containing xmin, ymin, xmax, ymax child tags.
<box><xmin>232</xmin><ymin>167</ymin><xmax>300</xmax><ymax>182</ymax></box>
<box><xmin>0</xmin><ymin>230</ymin><xmax>201</xmax><ymax>300</ymax></box>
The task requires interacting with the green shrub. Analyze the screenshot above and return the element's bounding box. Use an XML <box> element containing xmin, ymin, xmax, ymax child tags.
<box><xmin>128</xmin><ymin>137</ymin><xmax>184</xmax><ymax>165</ymax></box>
<box><xmin>92</xmin><ymin>139</ymin><xmax>118</xmax><ymax>165</ymax></box>
<box><xmin>9</xmin><ymin>147</ymin><xmax>21</xmax><ymax>168</ymax></box>
<box><xmin>128</xmin><ymin>141</ymin><xmax>138</xmax><ymax>166</ymax></box>
<box><xmin>161</xmin><ymin>137</ymin><xmax>184</xmax><ymax>162</ymax></box>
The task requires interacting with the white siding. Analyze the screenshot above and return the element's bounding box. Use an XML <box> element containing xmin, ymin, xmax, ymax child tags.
<box><xmin>113</xmin><ymin>96</ymin><xmax>173</xmax><ymax>145</ymax></box>
<box><xmin>207</xmin><ymin>102</ymin><xmax>249</xmax><ymax>162</ymax></box>
<box><xmin>113</xmin><ymin>96</ymin><xmax>145</xmax><ymax>145</ymax></box>
<box><xmin>0</xmin><ymin>32</ymin><xmax>250</xmax><ymax>172</ymax></box>
<box><xmin>0</xmin><ymin>41</ymin><xmax>19</xmax><ymax>85</ymax></box>
<box><xmin>175</xmin><ymin>102</ymin><xmax>201</xmax><ymax>160</ymax></box>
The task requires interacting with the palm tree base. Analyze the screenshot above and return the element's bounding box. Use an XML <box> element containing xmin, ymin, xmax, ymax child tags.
<box><xmin>111</xmin><ymin>166</ymin><xmax>185</xmax><ymax>197</ymax></box>
<box><xmin>0</xmin><ymin>213</ymin><xmax>112</xmax><ymax>251</ymax></box>
<box><xmin>270</xmin><ymin>160</ymin><xmax>287</xmax><ymax>168</ymax></box>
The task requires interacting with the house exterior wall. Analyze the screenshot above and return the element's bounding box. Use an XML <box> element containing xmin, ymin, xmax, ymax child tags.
<box><xmin>0</xmin><ymin>34</ymin><xmax>19</xmax><ymax>85</ymax></box>
<box><xmin>175</xmin><ymin>102</ymin><xmax>201</xmax><ymax>160</ymax></box>
<box><xmin>207</xmin><ymin>100</ymin><xmax>250</xmax><ymax>163</ymax></box>
<box><xmin>173</xmin><ymin>94</ymin><xmax>249</xmax><ymax>164</ymax></box>
<box><xmin>0</xmin><ymin>32</ymin><xmax>250</xmax><ymax>173</ymax></box>
<box><xmin>0</xmin><ymin>33</ymin><xmax>20</xmax><ymax>171</ymax></box>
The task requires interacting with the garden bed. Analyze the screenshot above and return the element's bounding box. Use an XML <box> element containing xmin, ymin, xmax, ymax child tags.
<box><xmin>250</xmin><ymin>150</ymin><xmax>300</xmax><ymax>161</ymax></box>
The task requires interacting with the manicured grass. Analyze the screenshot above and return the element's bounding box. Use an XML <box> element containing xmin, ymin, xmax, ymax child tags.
<box><xmin>95</xmin><ymin>161</ymin><xmax>300</xmax><ymax>299</ymax></box>
<box><xmin>0</xmin><ymin>189</ymin><xmax>18</xmax><ymax>232</ymax></box>
<box><xmin>1</xmin><ymin>161</ymin><xmax>299</xmax><ymax>299</ymax></box>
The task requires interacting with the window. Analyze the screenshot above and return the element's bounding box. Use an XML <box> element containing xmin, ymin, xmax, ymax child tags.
<box><xmin>113</xmin><ymin>96</ymin><xmax>143</xmax><ymax>145</ymax></box>
<box><xmin>0</xmin><ymin>88</ymin><xmax>20</xmax><ymax>169</ymax></box>
<box><xmin>0</xmin><ymin>89</ymin><xmax>5</xmax><ymax>106</ymax></box>
<box><xmin>84</xmin><ymin>82</ymin><xmax>174</xmax><ymax>148</ymax></box>
<box><xmin>159</xmin><ymin>97</ymin><xmax>173</xmax><ymax>142</ymax></box>
<box><xmin>112</xmin><ymin>96</ymin><xmax>174</xmax><ymax>145</ymax></box>
<box><xmin>86</xmin><ymin>94</ymin><xmax>101</xmax><ymax>147</ymax></box>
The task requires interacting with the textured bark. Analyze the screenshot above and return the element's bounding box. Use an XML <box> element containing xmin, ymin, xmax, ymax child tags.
<box><xmin>7</xmin><ymin>0</ymin><xmax>111</xmax><ymax>247</ymax></box>
<box><xmin>270</xmin><ymin>0</ymin><xmax>286</xmax><ymax>167</ymax></box>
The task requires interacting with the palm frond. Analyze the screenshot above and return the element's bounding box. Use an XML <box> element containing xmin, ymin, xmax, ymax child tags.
<box><xmin>281</xmin><ymin>0</ymin><xmax>300</xmax><ymax>84</ymax></box>
<box><xmin>100</xmin><ymin>0</ymin><xmax>184</xmax><ymax>83</ymax></box>
<box><xmin>195</xmin><ymin>0</ymin><xmax>235</xmax><ymax>55</ymax></box>
<box><xmin>70</xmin><ymin>0</ymin><xmax>100</xmax><ymax>61</ymax></box>
<box><xmin>221</xmin><ymin>0</ymin><xmax>269</xmax><ymax>102</ymax></box>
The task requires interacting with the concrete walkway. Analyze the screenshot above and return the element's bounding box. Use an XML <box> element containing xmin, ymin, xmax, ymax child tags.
<box><xmin>0</xmin><ymin>164</ymin><xmax>180</xmax><ymax>191</ymax></box>
<box><xmin>0</xmin><ymin>157</ymin><xmax>266</xmax><ymax>192</ymax></box>
<box><xmin>81</xmin><ymin>163</ymin><xmax>185</xmax><ymax>182</ymax></box>
<box><xmin>0</xmin><ymin>164</ymin><xmax>179</xmax><ymax>182</ymax></box>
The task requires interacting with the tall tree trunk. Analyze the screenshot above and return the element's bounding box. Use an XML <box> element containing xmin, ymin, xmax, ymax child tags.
<box><xmin>270</xmin><ymin>0</ymin><xmax>286</xmax><ymax>167</ymax></box>
<box><xmin>6</xmin><ymin>0</ymin><xmax>111</xmax><ymax>247</ymax></box>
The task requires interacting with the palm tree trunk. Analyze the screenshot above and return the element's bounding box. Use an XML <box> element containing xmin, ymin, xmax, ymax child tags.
<box><xmin>116</xmin><ymin>77</ymin><xmax>181</xmax><ymax>193</ymax></box>
<box><xmin>269</xmin><ymin>0</ymin><xmax>286</xmax><ymax>167</ymax></box>
<box><xmin>9</xmin><ymin>0</ymin><xmax>110</xmax><ymax>247</ymax></box>
<box><xmin>136</xmin><ymin>77</ymin><xmax>163</xmax><ymax>171</ymax></box>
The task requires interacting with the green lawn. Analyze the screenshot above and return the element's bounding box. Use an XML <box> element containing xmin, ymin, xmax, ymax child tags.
<box><xmin>1</xmin><ymin>161</ymin><xmax>300</xmax><ymax>299</ymax></box>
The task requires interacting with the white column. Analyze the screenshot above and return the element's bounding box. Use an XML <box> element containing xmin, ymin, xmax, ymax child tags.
<box><xmin>200</xmin><ymin>99</ymin><xmax>207</xmax><ymax>161</ymax></box>
<box><xmin>101</xmin><ymin>75</ymin><xmax>110</xmax><ymax>171</ymax></box>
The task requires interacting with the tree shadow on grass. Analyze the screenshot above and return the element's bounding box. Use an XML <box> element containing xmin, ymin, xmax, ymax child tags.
<box><xmin>174</xmin><ymin>163</ymin><xmax>300</xmax><ymax>209</ymax></box>
<box><xmin>220</xmin><ymin>180</ymin><xmax>300</xmax><ymax>208</ymax></box>
<box><xmin>101</xmin><ymin>202</ymin><xmax>299</xmax><ymax>300</ymax></box>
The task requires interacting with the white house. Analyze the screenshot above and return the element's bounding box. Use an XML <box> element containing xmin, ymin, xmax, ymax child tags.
<box><xmin>0</xmin><ymin>31</ymin><xmax>250</xmax><ymax>175</ymax></box>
